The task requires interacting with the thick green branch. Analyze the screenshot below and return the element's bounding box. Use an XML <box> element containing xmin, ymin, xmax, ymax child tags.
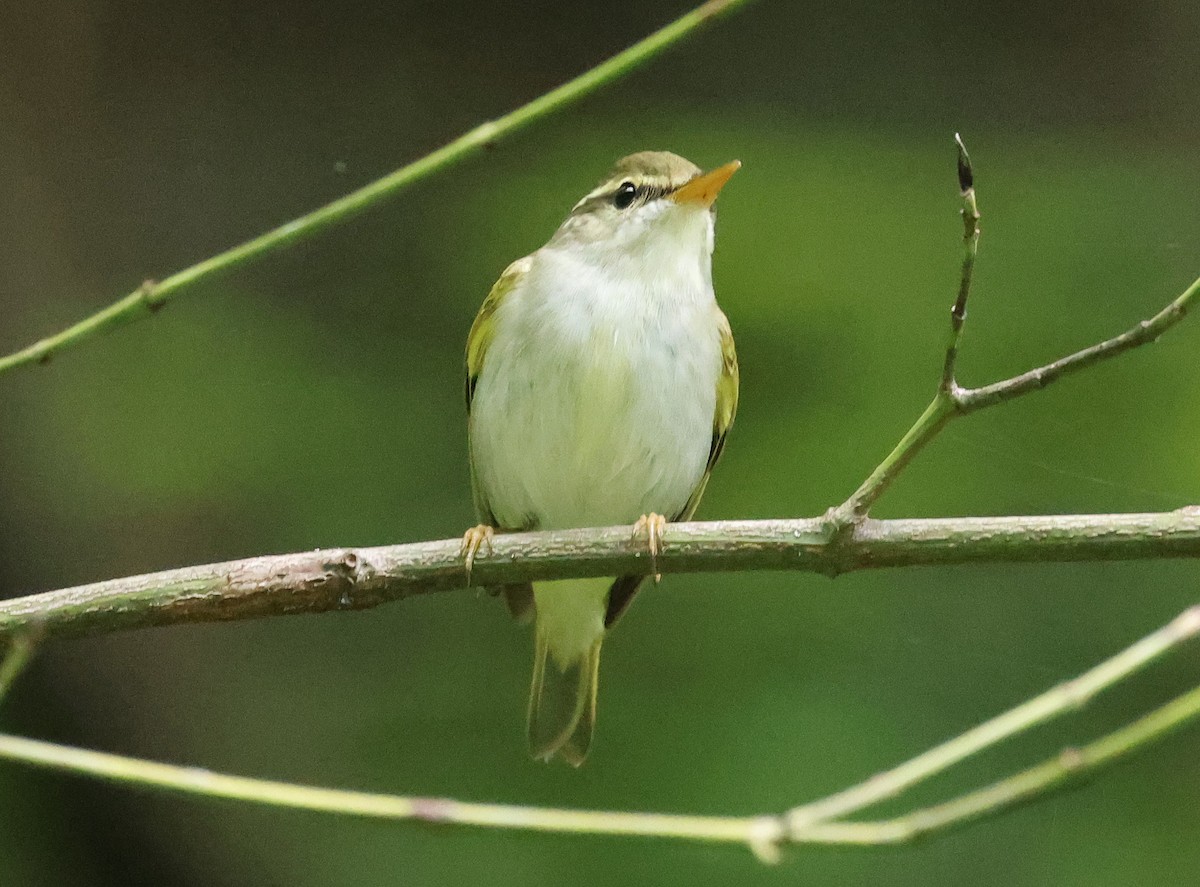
<box><xmin>2</xmin><ymin>510</ymin><xmax>1199</xmax><ymax>645</ymax></box>
<box><xmin>0</xmin><ymin>0</ymin><xmax>757</xmax><ymax>375</ymax></box>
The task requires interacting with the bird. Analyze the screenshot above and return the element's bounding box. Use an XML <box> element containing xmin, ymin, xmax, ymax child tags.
<box><xmin>461</xmin><ymin>151</ymin><xmax>740</xmax><ymax>765</ymax></box>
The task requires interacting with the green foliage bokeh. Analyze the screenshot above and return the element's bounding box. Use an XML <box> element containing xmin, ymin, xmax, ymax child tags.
<box><xmin>2</xmin><ymin>1</ymin><xmax>1200</xmax><ymax>884</ymax></box>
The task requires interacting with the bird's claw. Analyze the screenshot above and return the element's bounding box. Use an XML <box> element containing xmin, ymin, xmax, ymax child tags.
<box><xmin>632</xmin><ymin>512</ymin><xmax>667</xmax><ymax>583</ymax></box>
<box><xmin>460</xmin><ymin>524</ymin><xmax>495</xmax><ymax>586</ymax></box>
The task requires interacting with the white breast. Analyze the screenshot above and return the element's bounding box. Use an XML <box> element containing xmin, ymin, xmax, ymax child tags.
<box><xmin>470</xmin><ymin>232</ymin><xmax>722</xmax><ymax>531</ymax></box>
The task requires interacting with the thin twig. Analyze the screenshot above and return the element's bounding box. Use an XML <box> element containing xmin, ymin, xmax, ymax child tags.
<box><xmin>3</xmin><ymin>510</ymin><xmax>1200</xmax><ymax>645</ymax></box>
<box><xmin>0</xmin><ymin>0</ymin><xmax>758</xmax><ymax>375</ymax></box>
<box><xmin>791</xmin><ymin>682</ymin><xmax>1200</xmax><ymax>845</ymax></box>
<box><xmin>835</xmin><ymin>136</ymin><xmax>1200</xmax><ymax>520</ymax></box>
<box><xmin>0</xmin><ymin>733</ymin><xmax>785</xmax><ymax>859</ymax></box>
<box><xmin>833</xmin><ymin>395</ymin><xmax>955</xmax><ymax>520</ymax></box>
<box><xmin>2</xmin><ymin>606</ymin><xmax>1198</xmax><ymax>859</ymax></box>
<box><xmin>841</xmin><ymin>272</ymin><xmax>1200</xmax><ymax>520</ymax></box>
<box><xmin>958</xmin><ymin>275</ymin><xmax>1199</xmax><ymax>411</ymax></box>
<box><xmin>941</xmin><ymin>133</ymin><xmax>980</xmax><ymax>392</ymax></box>
<box><xmin>785</xmin><ymin>604</ymin><xmax>1200</xmax><ymax>831</ymax></box>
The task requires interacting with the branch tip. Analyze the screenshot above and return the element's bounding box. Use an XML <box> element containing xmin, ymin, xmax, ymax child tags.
<box><xmin>955</xmin><ymin>133</ymin><xmax>974</xmax><ymax>192</ymax></box>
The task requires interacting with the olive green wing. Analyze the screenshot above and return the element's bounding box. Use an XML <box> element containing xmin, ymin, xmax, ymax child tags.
<box><xmin>466</xmin><ymin>255</ymin><xmax>532</xmax><ymax>524</ymax></box>
<box><xmin>677</xmin><ymin>309</ymin><xmax>740</xmax><ymax>523</ymax></box>
<box><xmin>466</xmin><ymin>256</ymin><xmax>535</xmax><ymax>621</ymax></box>
<box><xmin>466</xmin><ymin>256</ymin><xmax>530</xmax><ymax>412</ymax></box>
<box><xmin>605</xmin><ymin>309</ymin><xmax>739</xmax><ymax>627</ymax></box>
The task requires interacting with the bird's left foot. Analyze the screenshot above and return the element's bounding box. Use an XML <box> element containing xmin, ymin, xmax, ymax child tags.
<box><xmin>459</xmin><ymin>524</ymin><xmax>495</xmax><ymax>586</ymax></box>
<box><xmin>632</xmin><ymin>513</ymin><xmax>668</xmax><ymax>583</ymax></box>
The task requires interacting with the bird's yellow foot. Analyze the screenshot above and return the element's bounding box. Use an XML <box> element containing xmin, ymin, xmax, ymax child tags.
<box><xmin>460</xmin><ymin>524</ymin><xmax>495</xmax><ymax>586</ymax></box>
<box><xmin>632</xmin><ymin>512</ymin><xmax>668</xmax><ymax>583</ymax></box>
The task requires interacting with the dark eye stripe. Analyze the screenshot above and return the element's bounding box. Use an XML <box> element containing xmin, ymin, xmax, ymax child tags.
<box><xmin>571</xmin><ymin>179</ymin><xmax>677</xmax><ymax>217</ymax></box>
<box><xmin>610</xmin><ymin>182</ymin><xmax>671</xmax><ymax>210</ymax></box>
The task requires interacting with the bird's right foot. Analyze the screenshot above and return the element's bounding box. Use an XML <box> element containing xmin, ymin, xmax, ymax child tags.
<box><xmin>632</xmin><ymin>512</ymin><xmax>668</xmax><ymax>583</ymax></box>
<box><xmin>459</xmin><ymin>524</ymin><xmax>495</xmax><ymax>586</ymax></box>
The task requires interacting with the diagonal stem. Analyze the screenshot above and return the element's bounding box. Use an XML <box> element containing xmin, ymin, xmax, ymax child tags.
<box><xmin>843</xmin><ymin>269</ymin><xmax>1200</xmax><ymax>521</ymax></box>
<box><xmin>2</xmin><ymin>605</ymin><xmax>1199</xmax><ymax>860</ymax></box>
<box><xmin>834</xmin><ymin>393</ymin><xmax>955</xmax><ymax>520</ymax></box>
<box><xmin>0</xmin><ymin>0</ymin><xmax>758</xmax><ymax>375</ymax></box>
<box><xmin>785</xmin><ymin>604</ymin><xmax>1200</xmax><ymax>832</ymax></box>
<box><xmin>959</xmin><ymin>274</ymin><xmax>1199</xmax><ymax>411</ymax></box>
<box><xmin>836</xmin><ymin>133</ymin><xmax>1199</xmax><ymax>521</ymax></box>
<box><xmin>791</xmin><ymin>681</ymin><xmax>1200</xmax><ymax>845</ymax></box>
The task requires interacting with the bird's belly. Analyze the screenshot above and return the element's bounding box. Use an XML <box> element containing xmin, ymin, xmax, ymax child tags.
<box><xmin>471</xmin><ymin>303</ymin><xmax>719</xmax><ymax>531</ymax></box>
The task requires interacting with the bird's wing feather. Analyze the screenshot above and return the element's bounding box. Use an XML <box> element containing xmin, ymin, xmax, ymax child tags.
<box><xmin>605</xmin><ymin>309</ymin><xmax>739</xmax><ymax>628</ymax></box>
<box><xmin>466</xmin><ymin>257</ymin><xmax>536</xmax><ymax>621</ymax></box>
<box><xmin>677</xmin><ymin>308</ymin><xmax>740</xmax><ymax>522</ymax></box>
<box><xmin>466</xmin><ymin>256</ymin><xmax>532</xmax><ymax>526</ymax></box>
<box><xmin>465</xmin><ymin>256</ymin><xmax>531</xmax><ymax>412</ymax></box>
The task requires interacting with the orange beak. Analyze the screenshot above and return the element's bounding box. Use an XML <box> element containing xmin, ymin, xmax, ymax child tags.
<box><xmin>669</xmin><ymin>160</ymin><xmax>741</xmax><ymax>208</ymax></box>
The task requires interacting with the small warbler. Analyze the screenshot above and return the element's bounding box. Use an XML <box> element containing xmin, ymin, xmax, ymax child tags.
<box><xmin>462</xmin><ymin>151</ymin><xmax>740</xmax><ymax>765</ymax></box>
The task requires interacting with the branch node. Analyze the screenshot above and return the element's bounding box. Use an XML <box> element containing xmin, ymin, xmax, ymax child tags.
<box><xmin>818</xmin><ymin>506</ymin><xmax>862</xmax><ymax>576</ymax></box>
<box><xmin>747</xmin><ymin>816</ymin><xmax>786</xmax><ymax>864</ymax></box>
<box><xmin>946</xmin><ymin>383</ymin><xmax>968</xmax><ymax>411</ymax></box>
<box><xmin>321</xmin><ymin>550</ymin><xmax>374</xmax><ymax>609</ymax></box>
<box><xmin>473</xmin><ymin>119</ymin><xmax>501</xmax><ymax>151</ymax></box>
<box><xmin>1057</xmin><ymin>745</ymin><xmax>1085</xmax><ymax>772</ymax></box>
<box><xmin>1058</xmin><ymin>677</ymin><xmax>1094</xmax><ymax>711</ymax></box>
<box><xmin>140</xmin><ymin>279</ymin><xmax>164</xmax><ymax>313</ymax></box>
<box><xmin>411</xmin><ymin>797</ymin><xmax>456</xmax><ymax>823</ymax></box>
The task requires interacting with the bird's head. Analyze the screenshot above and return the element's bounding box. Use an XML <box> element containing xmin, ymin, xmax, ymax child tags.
<box><xmin>548</xmin><ymin>151</ymin><xmax>740</xmax><ymax>276</ymax></box>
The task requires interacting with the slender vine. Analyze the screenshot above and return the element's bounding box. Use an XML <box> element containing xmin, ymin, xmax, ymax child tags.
<box><xmin>0</xmin><ymin>0</ymin><xmax>758</xmax><ymax>375</ymax></box>
<box><xmin>3</xmin><ymin>606</ymin><xmax>1198</xmax><ymax>861</ymax></box>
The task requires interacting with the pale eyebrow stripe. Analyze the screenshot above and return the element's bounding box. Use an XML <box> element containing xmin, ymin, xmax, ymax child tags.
<box><xmin>570</xmin><ymin>175</ymin><xmax>683</xmax><ymax>213</ymax></box>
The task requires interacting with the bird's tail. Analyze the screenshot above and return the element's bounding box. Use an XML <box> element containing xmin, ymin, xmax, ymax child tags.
<box><xmin>526</xmin><ymin>578</ymin><xmax>608</xmax><ymax>766</ymax></box>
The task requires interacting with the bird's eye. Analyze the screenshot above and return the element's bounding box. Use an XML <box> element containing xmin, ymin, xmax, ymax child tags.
<box><xmin>612</xmin><ymin>181</ymin><xmax>638</xmax><ymax>210</ymax></box>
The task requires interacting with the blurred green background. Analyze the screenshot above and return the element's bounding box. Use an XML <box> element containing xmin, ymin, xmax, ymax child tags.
<box><xmin>3</xmin><ymin>0</ymin><xmax>1200</xmax><ymax>883</ymax></box>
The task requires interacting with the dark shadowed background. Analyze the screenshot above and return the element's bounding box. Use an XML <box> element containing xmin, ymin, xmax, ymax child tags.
<box><xmin>3</xmin><ymin>1</ymin><xmax>1200</xmax><ymax>884</ymax></box>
